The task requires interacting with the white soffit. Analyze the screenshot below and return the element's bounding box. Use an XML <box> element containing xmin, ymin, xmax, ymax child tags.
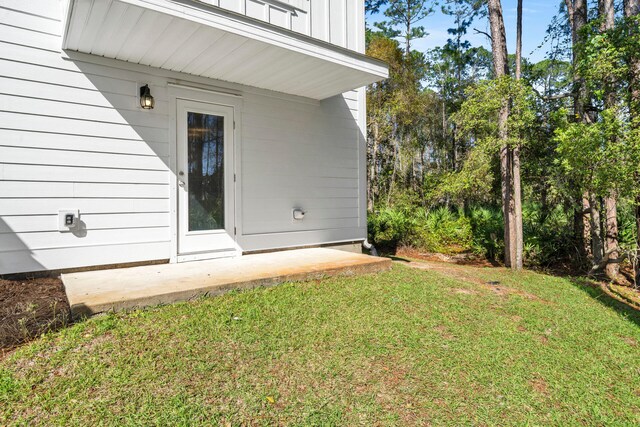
<box><xmin>63</xmin><ymin>0</ymin><xmax>389</xmax><ymax>100</ymax></box>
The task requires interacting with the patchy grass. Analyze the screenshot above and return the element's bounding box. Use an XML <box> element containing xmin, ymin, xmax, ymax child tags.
<box><xmin>1</xmin><ymin>263</ymin><xmax>639</xmax><ymax>425</ymax></box>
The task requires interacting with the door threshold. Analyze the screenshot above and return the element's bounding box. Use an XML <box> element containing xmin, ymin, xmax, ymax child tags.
<box><xmin>177</xmin><ymin>250</ymin><xmax>239</xmax><ymax>263</ymax></box>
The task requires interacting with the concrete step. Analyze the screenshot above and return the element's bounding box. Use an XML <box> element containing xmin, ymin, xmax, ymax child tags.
<box><xmin>62</xmin><ymin>248</ymin><xmax>391</xmax><ymax>317</ymax></box>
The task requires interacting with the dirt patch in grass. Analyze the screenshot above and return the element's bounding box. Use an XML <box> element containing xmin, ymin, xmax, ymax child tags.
<box><xmin>434</xmin><ymin>325</ymin><xmax>455</xmax><ymax>340</ymax></box>
<box><xmin>539</xmin><ymin>334</ymin><xmax>550</xmax><ymax>344</ymax></box>
<box><xmin>399</xmin><ymin>259</ymin><xmax>550</xmax><ymax>303</ymax></box>
<box><xmin>452</xmin><ymin>288</ymin><xmax>478</xmax><ymax>295</ymax></box>
<box><xmin>396</xmin><ymin>247</ymin><xmax>497</xmax><ymax>267</ymax></box>
<box><xmin>530</xmin><ymin>377</ymin><xmax>549</xmax><ymax>395</ymax></box>
<box><xmin>0</xmin><ymin>277</ymin><xmax>70</xmax><ymax>356</ymax></box>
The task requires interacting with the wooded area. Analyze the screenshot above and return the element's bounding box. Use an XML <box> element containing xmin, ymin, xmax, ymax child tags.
<box><xmin>365</xmin><ymin>0</ymin><xmax>640</xmax><ymax>286</ymax></box>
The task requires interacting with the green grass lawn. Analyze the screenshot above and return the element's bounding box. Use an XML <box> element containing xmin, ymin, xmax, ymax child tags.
<box><xmin>1</xmin><ymin>262</ymin><xmax>639</xmax><ymax>426</ymax></box>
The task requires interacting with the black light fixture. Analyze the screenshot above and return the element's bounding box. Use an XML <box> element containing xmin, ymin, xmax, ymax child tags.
<box><xmin>139</xmin><ymin>84</ymin><xmax>154</xmax><ymax>109</ymax></box>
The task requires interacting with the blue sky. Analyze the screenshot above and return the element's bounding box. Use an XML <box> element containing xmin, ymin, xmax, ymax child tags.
<box><xmin>367</xmin><ymin>1</ymin><xmax>561</xmax><ymax>63</ymax></box>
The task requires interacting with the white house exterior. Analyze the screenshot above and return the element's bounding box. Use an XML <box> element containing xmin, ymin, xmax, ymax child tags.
<box><xmin>0</xmin><ymin>0</ymin><xmax>387</xmax><ymax>275</ymax></box>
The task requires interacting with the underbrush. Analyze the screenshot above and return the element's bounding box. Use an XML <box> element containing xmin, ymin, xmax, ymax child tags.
<box><xmin>368</xmin><ymin>201</ymin><xmax>638</xmax><ymax>268</ymax></box>
<box><xmin>368</xmin><ymin>206</ymin><xmax>475</xmax><ymax>255</ymax></box>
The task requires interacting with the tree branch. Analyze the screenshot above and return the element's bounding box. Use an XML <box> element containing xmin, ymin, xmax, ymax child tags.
<box><xmin>531</xmin><ymin>86</ymin><xmax>574</xmax><ymax>101</ymax></box>
<box><xmin>589</xmin><ymin>249</ymin><xmax>629</xmax><ymax>274</ymax></box>
<box><xmin>473</xmin><ymin>28</ymin><xmax>492</xmax><ymax>41</ymax></box>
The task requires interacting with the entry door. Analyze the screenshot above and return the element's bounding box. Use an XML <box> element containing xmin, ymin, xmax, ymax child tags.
<box><xmin>176</xmin><ymin>99</ymin><xmax>235</xmax><ymax>257</ymax></box>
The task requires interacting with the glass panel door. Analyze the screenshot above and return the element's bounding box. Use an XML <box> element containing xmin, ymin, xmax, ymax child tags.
<box><xmin>176</xmin><ymin>99</ymin><xmax>236</xmax><ymax>257</ymax></box>
<box><xmin>187</xmin><ymin>112</ymin><xmax>225</xmax><ymax>231</ymax></box>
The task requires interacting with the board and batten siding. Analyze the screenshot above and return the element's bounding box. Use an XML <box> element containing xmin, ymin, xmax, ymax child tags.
<box><xmin>0</xmin><ymin>0</ymin><xmax>367</xmax><ymax>275</ymax></box>
<box><xmin>202</xmin><ymin>0</ymin><xmax>364</xmax><ymax>52</ymax></box>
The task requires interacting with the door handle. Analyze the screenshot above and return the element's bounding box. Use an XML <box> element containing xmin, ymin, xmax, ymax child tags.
<box><xmin>178</xmin><ymin>180</ymin><xmax>185</xmax><ymax>187</ymax></box>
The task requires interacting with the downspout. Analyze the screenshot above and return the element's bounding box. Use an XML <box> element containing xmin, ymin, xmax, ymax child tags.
<box><xmin>362</xmin><ymin>239</ymin><xmax>378</xmax><ymax>257</ymax></box>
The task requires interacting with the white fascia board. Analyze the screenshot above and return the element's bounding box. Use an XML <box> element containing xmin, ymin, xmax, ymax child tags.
<box><xmin>121</xmin><ymin>0</ymin><xmax>388</xmax><ymax>79</ymax></box>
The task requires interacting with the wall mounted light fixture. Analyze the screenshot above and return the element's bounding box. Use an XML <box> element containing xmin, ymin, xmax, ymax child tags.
<box><xmin>139</xmin><ymin>84</ymin><xmax>155</xmax><ymax>109</ymax></box>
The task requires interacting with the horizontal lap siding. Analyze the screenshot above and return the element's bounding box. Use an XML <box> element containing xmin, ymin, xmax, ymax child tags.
<box><xmin>0</xmin><ymin>0</ymin><xmax>366</xmax><ymax>273</ymax></box>
<box><xmin>239</xmin><ymin>91</ymin><xmax>364</xmax><ymax>244</ymax></box>
<box><xmin>0</xmin><ymin>1</ymin><xmax>171</xmax><ymax>274</ymax></box>
<box><xmin>2</xmin><ymin>243</ymin><xmax>170</xmax><ymax>276</ymax></box>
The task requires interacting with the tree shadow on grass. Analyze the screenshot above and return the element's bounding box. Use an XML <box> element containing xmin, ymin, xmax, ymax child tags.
<box><xmin>388</xmin><ymin>256</ymin><xmax>411</xmax><ymax>263</ymax></box>
<box><xmin>566</xmin><ymin>276</ymin><xmax>640</xmax><ymax>329</ymax></box>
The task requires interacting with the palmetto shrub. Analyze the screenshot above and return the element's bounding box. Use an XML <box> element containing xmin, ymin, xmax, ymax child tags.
<box><xmin>368</xmin><ymin>200</ymin><xmax>638</xmax><ymax>268</ymax></box>
<box><xmin>467</xmin><ymin>206</ymin><xmax>504</xmax><ymax>260</ymax></box>
<box><xmin>367</xmin><ymin>206</ymin><xmax>417</xmax><ymax>252</ymax></box>
<box><xmin>416</xmin><ymin>206</ymin><xmax>474</xmax><ymax>253</ymax></box>
<box><xmin>368</xmin><ymin>205</ymin><xmax>474</xmax><ymax>254</ymax></box>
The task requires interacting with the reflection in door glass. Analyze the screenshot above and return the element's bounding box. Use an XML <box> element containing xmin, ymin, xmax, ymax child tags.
<box><xmin>187</xmin><ymin>112</ymin><xmax>224</xmax><ymax>231</ymax></box>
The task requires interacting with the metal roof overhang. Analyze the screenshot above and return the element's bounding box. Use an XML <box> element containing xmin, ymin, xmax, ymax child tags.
<box><xmin>62</xmin><ymin>0</ymin><xmax>389</xmax><ymax>100</ymax></box>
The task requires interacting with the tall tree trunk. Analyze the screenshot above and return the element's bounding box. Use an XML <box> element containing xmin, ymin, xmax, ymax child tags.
<box><xmin>501</xmin><ymin>146</ymin><xmax>514</xmax><ymax>268</ymax></box>
<box><xmin>604</xmin><ymin>195</ymin><xmax>619</xmax><ymax>277</ymax></box>
<box><xmin>589</xmin><ymin>195</ymin><xmax>604</xmax><ymax>266</ymax></box>
<box><xmin>512</xmin><ymin>150</ymin><xmax>523</xmax><ymax>269</ymax></box>
<box><xmin>573</xmin><ymin>203</ymin><xmax>587</xmax><ymax>264</ymax></box>
<box><xmin>600</xmin><ymin>0</ymin><xmax>620</xmax><ymax>279</ymax></box>
<box><xmin>488</xmin><ymin>0</ymin><xmax>509</xmax><ymax>78</ymax></box>
<box><xmin>636</xmin><ymin>192</ymin><xmax>640</xmax><ymax>286</ymax></box>
<box><xmin>387</xmin><ymin>138</ymin><xmax>399</xmax><ymax>205</ymax></box>
<box><xmin>624</xmin><ymin>0</ymin><xmax>640</xmax><ymax>284</ymax></box>
<box><xmin>627</xmin><ymin>0</ymin><xmax>640</xmax><ymax>116</ymax></box>
<box><xmin>512</xmin><ymin>0</ymin><xmax>524</xmax><ymax>270</ymax></box>
<box><xmin>582</xmin><ymin>194</ymin><xmax>593</xmax><ymax>259</ymax></box>
<box><xmin>405</xmin><ymin>15</ymin><xmax>411</xmax><ymax>58</ymax></box>
<box><xmin>488</xmin><ymin>0</ymin><xmax>515</xmax><ymax>268</ymax></box>
<box><xmin>453</xmin><ymin>13</ymin><xmax>463</xmax><ymax>172</ymax></box>
<box><xmin>565</xmin><ymin>0</ymin><xmax>589</xmax><ymax>121</ymax></box>
<box><xmin>566</xmin><ymin>0</ymin><xmax>592</xmax><ymax>262</ymax></box>
<box><xmin>515</xmin><ymin>0</ymin><xmax>523</xmax><ymax>80</ymax></box>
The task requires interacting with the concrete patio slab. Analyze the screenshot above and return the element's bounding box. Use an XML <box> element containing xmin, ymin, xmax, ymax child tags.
<box><xmin>62</xmin><ymin>248</ymin><xmax>391</xmax><ymax>317</ymax></box>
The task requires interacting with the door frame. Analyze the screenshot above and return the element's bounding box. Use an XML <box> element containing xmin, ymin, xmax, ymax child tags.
<box><xmin>167</xmin><ymin>83</ymin><xmax>243</xmax><ymax>263</ymax></box>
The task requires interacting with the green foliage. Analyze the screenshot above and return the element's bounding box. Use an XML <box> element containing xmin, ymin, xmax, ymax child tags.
<box><xmin>368</xmin><ymin>200</ymin><xmax>615</xmax><ymax>268</ymax></box>
<box><xmin>454</xmin><ymin>76</ymin><xmax>538</xmax><ymax>152</ymax></box>
<box><xmin>579</xmin><ymin>22</ymin><xmax>628</xmax><ymax>101</ymax></box>
<box><xmin>617</xmin><ymin>202</ymin><xmax>640</xmax><ymax>250</ymax></box>
<box><xmin>552</xmin><ymin>13</ymin><xmax>640</xmax><ymax>205</ymax></box>
<box><xmin>0</xmin><ymin>368</ymin><xmax>19</xmax><ymax>402</ymax></box>
<box><xmin>368</xmin><ymin>196</ymin><xmax>475</xmax><ymax>254</ymax></box>
<box><xmin>425</xmin><ymin>147</ymin><xmax>495</xmax><ymax>205</ymax></box>
<box><xmin>467</xmin><ymin>206</ymin><xmax>504</xmax><ymax>260</ymax></box>
<box><xmin>367</xmin><ymin>206</ymin><xmax>417</xmax><ymax>251</ymax></box>
<box><xmin>417</xmin><ymin>206</ymin><xmax>474</xmax><ymax>253</ymax></box>
<box><xmin>365</xmin><ymin>5</ymin><xmax>640</xmax><ymax>271</ymax></box>
<box><xmin>521</xmin><ymin>204</ymin><xmax>574</xmax><ymax>267</ymax></box>
<box><xmin>373</xmin><ymin>0</ymin><xmax>435</xmax><ymax>50</ymax></box>
<box><xmin>554</xmin><ymin>108</ymin><xmax>640</xmax><ymax>198</ymax></box>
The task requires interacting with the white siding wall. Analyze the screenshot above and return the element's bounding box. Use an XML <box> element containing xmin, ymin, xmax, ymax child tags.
<box><xmin>0</xmin><ymin>1</ymin><xmax>172</xmax><ymax>274</ymax></box>
<box><xmin>237</xmin><ymin>89</ymin><xmax>364</xmax><ymax>251</ymax></box>
<box><xmin>0</xmin><ymin>0</ymin><xmax>366</xmax><ymax>274</ymax></box>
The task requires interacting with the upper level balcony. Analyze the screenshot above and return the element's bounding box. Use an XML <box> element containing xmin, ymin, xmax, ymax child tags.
<box><xmin>62</xmin><ymin>0</ymin><xmax>387</xmax><ymax>100</ymax></box>
<box><xmin>200</xmin><ymin>0</ymin><xmax>363</xmax><ymax>52</ymax></box>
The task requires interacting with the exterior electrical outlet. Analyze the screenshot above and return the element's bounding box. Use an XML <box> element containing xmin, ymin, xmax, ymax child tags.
<box><xmin>58</xmin><ymin>210</ymin><xmax>80</xmax><ymax>232</ymax></box>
